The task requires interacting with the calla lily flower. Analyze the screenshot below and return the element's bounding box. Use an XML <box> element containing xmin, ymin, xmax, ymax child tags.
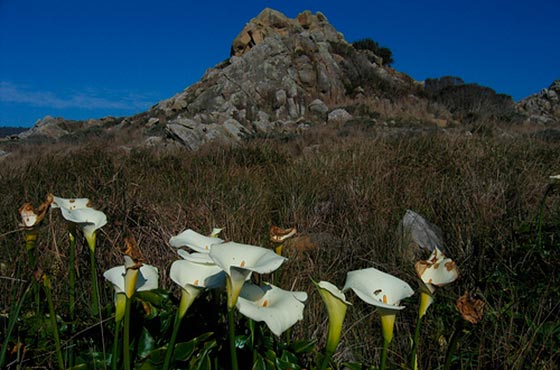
<box><xmin>50</xmin><ymin>194</ymin><xmax>107</xmax><ymax>251</ymax></box>
<box><xmin>103</xmin><ymin>256</ymin><xmax>159</xmax><ymax>298</ymax></box>
<box><xmin>343</xmin><ymin>267</ymin><xmax>414</xmax><ymax>343</ymax></box>
<box><xmin>51</xmin><ymin>195</ymin><xmax>92</xmax><ymax>210</ymax></box>
<box><xmin>209</xmin><ymin>242</ymin><xmax>287</xmax><ymax>307</ymax></box>
<box><xmin>550</xmin><ymin>174</ymin><xmax>560</xmax><ymax>183</ymax></box>
<box><xmin>315</xmin><ymin>280</ymin><xmax>351</xmax><ymax>354</ymax></box>
<box><xmin>415</xmin><ymin>247</ymin><xmax>459</xmax><ymax>316</ymax></box>
<box><xmin>236</xmin><ymin>282</ymin><xmax>307</xmax><ymax>336</ymax></box>
<box><xmin>170</xmin><ymin>258</ymin><xmax>225</xmax><ymax>317</ymax></box>
<box><xmin>169</xmin><ymin>228</ymin><xmax>224</xmax><ymax>253</ymax></box>
<box><xmin>58</xmin><ymin>207</ymin><xmax>107</xmax><ymax>251</ymax></box>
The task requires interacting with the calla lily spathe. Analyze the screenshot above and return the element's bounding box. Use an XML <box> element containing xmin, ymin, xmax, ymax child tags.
<box><xmin>209</xmin><ymin>242</ymin><xmax>287</xmax><ymax>307</ymax></box>
<box><xmin>315</xmin><ymin>280</ymin><xmax>351</xmax><ymax>355</ymax></box>
<box><xmin>170</xmin><ymin>258</ymin><xmax>225</xmax><ymax>317</ymax></box>
<box><xmin>104</xmin><ymin>256</ymin><xmax>159</xmax><ymax>298</ymax></box>
<box><xmin>51</xmin><ymin>194</ymin><xmax>107</xmax><ymax>251</ymax></box>
<box><xmin>343</xmin><ymin>267</ymin><xmax>414</xmax><ymax>311</ymax></box>
<box><xmin>415</xmin><ymin>247</ymin><xmax>459</xmax><ymax>316</ymax></box>
<box><xmin>169</xmin><ymin>228</ymin><xmax>224</xmax><ymax>253</ymax></box>
<box><xmin>51</xmin><ymin>195</ymin><xmax>92</xmax><ymax>210</ymax></box>
<box><xmin>415</xmin><ymin>247</ymin><xmax>459</xmax><ymax>290</ymax></box>
<box><xmin>344</xmin><ymin>267</ymin><xmax>414</xmax><ymax>344</ymax></box>
<box><xmin>236</xmin><ymin>282</ymin><xmax>307</xmax><ymax>336</ymax></box>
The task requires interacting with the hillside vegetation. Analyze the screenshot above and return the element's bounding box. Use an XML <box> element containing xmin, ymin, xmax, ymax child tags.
<box><xmin>1</xmin><ymin>129</ymin><xmax>559</xmax><ymax>369</ymax></box>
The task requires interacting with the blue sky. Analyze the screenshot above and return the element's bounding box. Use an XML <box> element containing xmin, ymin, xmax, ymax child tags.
<box><xmin>1</xmin><ymin>0</ymin><xmax>559</xmax><ymax>127</ymax></box>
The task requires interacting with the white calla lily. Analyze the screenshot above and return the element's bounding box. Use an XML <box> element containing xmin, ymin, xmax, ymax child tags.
<box><xmin>416</xmin><ymin>247</ymin><xmax>459</xmax><ymax>289</ymax></box>
<box><xmin>344</xmin><ymin>267</ymin><xmax>414</xmax><ymax>344</ymax></box>
<box><xmin>415</xmin><ymin>247</ymin><xmax>459</xmax><ymax>317</ymax></box>
<box><xmin>170</xmin><ymin>258</ymin><xmax>225</xmax><ymax>317</ymax></box>
<box><xmin>169</xmin><ymin>228</ymin><xmax>223</xmax><ymax>253</ymax></box>
<box><xmin>51</xmin><ymin>195</ymin><xmax>92</xmax><ymax>210</ymax></box>
<box><xmin>103</xmin><ymin>256</ymin><xmax>159</xmax><ymax>298</ymax></box>
<box><xmin>59</xmin><ymin>207</ymin><xmax>107</xmax><ymax>251</ymax></box>
<box><xmin>177</xmin><ymin>249</ymin><xmax>215</xmax><ymax>264</ymax></box>
<box><xmin>209</xmin><ymin>242</ymin><xmax>287</xmax><ymax>307</ymax></box>
<box><xmin>343</xmin><ymin>267</ymin><xmax>414</xmax><ymax>311</ymax></box>
<box><xmin>236</xmin><ymin>282</ymin><xmax>307</xmax><ymax>336</ymax></box>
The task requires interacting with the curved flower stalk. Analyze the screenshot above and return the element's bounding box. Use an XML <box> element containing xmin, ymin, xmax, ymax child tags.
<box><xmin>315</xmin><ymin>280</ymin><xmax>351</xmax><ymax>370</ymax></box>
<box><xmin>343</xmin><ymin>267</ymin><xmax>414</xmax><ymax>370</ymax></box>
<box><xmin>236</xmin><ymin>282</ymin><xmax>307</xmax><ymax>336</ymax></box>
<box><xmin>169</xmin><ymin>228</ymin><xmax>224</xmax><ymax>253</ymax></box>
<box><xmin>411</xmin><ymin>247</ymin><xmax>458</xmax><ymax>369</ymax></box>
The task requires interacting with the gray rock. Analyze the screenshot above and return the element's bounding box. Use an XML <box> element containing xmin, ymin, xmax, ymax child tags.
<box><xmin>328</xmin><ymin>108</ymin><xmax>352</xmax><ymax>123</ymax></box>
<box><xmin>308</xmin><ymin>99</ymin><xmax>329</xmax><ymax>115</ymax></box>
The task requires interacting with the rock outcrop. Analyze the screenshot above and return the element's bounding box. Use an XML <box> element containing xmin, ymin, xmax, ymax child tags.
<box><xmin>516</xmin><ymin>80</ymin><xmax>560</xmax><ymax>124</ymax></box>
<box><xmin>136</xmin><ymin>8</ymin><xmax>415</xmax><ymax>148</ymax></box>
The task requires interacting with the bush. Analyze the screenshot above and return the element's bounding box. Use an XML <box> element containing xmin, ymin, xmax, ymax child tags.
<box><xmin>352</xmin><ymin>38</ymin><xmax>394</xmax><ymax>66</ymax></box>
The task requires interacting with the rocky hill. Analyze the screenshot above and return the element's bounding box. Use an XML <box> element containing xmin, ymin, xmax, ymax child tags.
<box><xmin>3</xmin><ymin>8</ymin><xmax>559</xmax><ymax>151</ymax></box>
<box><xmin>515</xmin><ymin>80</ymin><xmax>560</xmax><ymax>125</ymax></box>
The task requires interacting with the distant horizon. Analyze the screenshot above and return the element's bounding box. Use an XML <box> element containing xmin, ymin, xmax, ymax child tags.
<box><xmin>1</xmin><ymin>0</ymin><xmax>559</xmax><ymax>128</ymax></box>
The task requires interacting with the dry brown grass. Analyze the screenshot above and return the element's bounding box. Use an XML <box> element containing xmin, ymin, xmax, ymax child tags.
<box><xmin>1</xmin><ymin>129</ymin><xmax>559</xmax><ymax>368</ymax></box>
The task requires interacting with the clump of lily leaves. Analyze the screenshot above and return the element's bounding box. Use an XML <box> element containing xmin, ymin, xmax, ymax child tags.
<box><xmin>2</xmin><ymin>193</ymin><xmax>486</xmax><ymax>370</ymax></box>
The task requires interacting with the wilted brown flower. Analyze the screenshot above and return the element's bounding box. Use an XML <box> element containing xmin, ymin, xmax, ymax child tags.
<box><xmin>269</xmin><ymin>225</ymin><xmax>297</xmax><ymax>243</ymax></box>
<box><xmin>19</xmin><ymin>195</ymin><xmax>53</xmax><ymax>228</ymax></box>
<box><xmin>456</xmin><ymin>292</ymin><xmax>485</xmax><ymax>324</ymax></box>
<box><xmin>121</xmin><ymin>236</ymin><xmax>144</xmax><ymax>269</ymax></box>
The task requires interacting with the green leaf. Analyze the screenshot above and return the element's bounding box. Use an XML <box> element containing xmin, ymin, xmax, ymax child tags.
<box><xmin>289</xmin><ymin>339</ymin><xmax>316</xmax><ymax>354</ymax></box>
<box><xmin>172</xmin><ymin>341</ymin><xmax>196</xmax><ymax>361</ymax></box>
<box><xmin>252</xmin><ymin>354</ymin><xmax>267</xmax><ymax>370</ymax></box>
<box><xmin>137</xmin><ymin>327</ymin><xmax>156</xmax><ymax>359</ymax></box>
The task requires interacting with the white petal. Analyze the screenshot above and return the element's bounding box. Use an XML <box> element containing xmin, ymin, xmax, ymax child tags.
<box><xmin>169</xmin><ymin>229</ymin><xmax>223</xmax><ymax>253</ymax></box>
<box><xmin>60</xmin><ymin>207</ymin><xmax>107</xmax><ymax>232</ymax></box>
<box><xmin>177</xmin><ymin>250</ymin><xmax>215</xmax><ymax>264</ymax></box>
<box><xmin>170</xmin><ymin>259</ymin><xmax>225</xmax><ymax>290</ymax></box>
<box><xmin>343</xmin><ymin>267</ymin><xmax>414</xmax><ymax>310</ymax></box>
<box><xmin>209</xmin><ymin>242</ymin><xmax>286</xmax><ymax>275</ymax></box>
<box><xmin>103</xmin><ymin>266</ymin><xmax>126</xmax><ymax>293</ymax></box>
<box><xmin>417</xmin><ymin>248</ymin><xmax>459</xmax><ymax>287</ymax></box>
<box><xmin>137</xmin><ymin>264</ymin><xmax>159</xmax><ymax>292</ymax></box>
<box><xmin>103</xmin><ymin>262</ymin><xmax>158</xmax><ymax>294</ymax></box>
<box><xmin>51</xmin><ymin>195</ymin><xmax>91</xmax><ymax>210</ymax></box>
<box><xmin>236</xmin><ymin>283</ymin><xmax>307</xmax><ymax>336</ymax></box>
<box><xmin>317</xmin><ymin>281</ymin><xmax>351</xmax><ymax>305</ymax></box>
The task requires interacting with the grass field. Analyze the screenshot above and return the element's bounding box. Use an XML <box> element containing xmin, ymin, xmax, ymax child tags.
<box><xmin>1</xmin><ymin>129</ymin><xmax>559</xmax><ymax>369</ymax></box>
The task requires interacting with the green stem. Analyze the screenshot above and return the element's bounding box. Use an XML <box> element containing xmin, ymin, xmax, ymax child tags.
<box><xmin>89</xmin><ymin>250</ymin><xmax>99</xmax><ymax>317</ymax></box>
<box><xmin>123</xmin><ymin>297</ymin><xmax>132</xmax><ymax>370</ymax></box>
<box><xmin>319</xmin><ymin>350</ymin><xmax>334</xmax><ymax>370</ymax></box>
<box><xmin>228</xmin><ymin>308</ymin><xmax>239</xmax><ymax>370</ymax></box>
<box><xmin>410</xmin><ymin>313</ymin><xmax>423</xmax><ymax>370</ymax></box>
<box><xmin>112</xmin><ymin>319</ymin><xmax>121</xmax><ymax>370</ymax></box>
<box><xmin>380</xmin><ymin>338</ymin><xmax>390</xmax><ymax>370</ymax></box>
<box><xmin>44</xmin><ymin>275</ymin><xmax>65</xmax><ymax>370</ymax></box>
<box><xmin>163</xmin><ymin>309</ymin><xmax>183</xmax><ymax>370</ymax></box>
<box><xmin>249</xmin><ymin>319</ymin><xmax>257</xmax><ymax>365</ymax></box>
<box><xmin>68</xmin><ymin>231</ymin><xmax>76</xmax><ymax>367</ymax></box>
<box><xmin>443</xmin><ymin>320</ymin><xmax>464</xmax><ymax>370</ymax></box>
<box><xmin>0</xmin><ymin>283</ymin><xmax>31</xmax><ymax>369</ymax></box>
